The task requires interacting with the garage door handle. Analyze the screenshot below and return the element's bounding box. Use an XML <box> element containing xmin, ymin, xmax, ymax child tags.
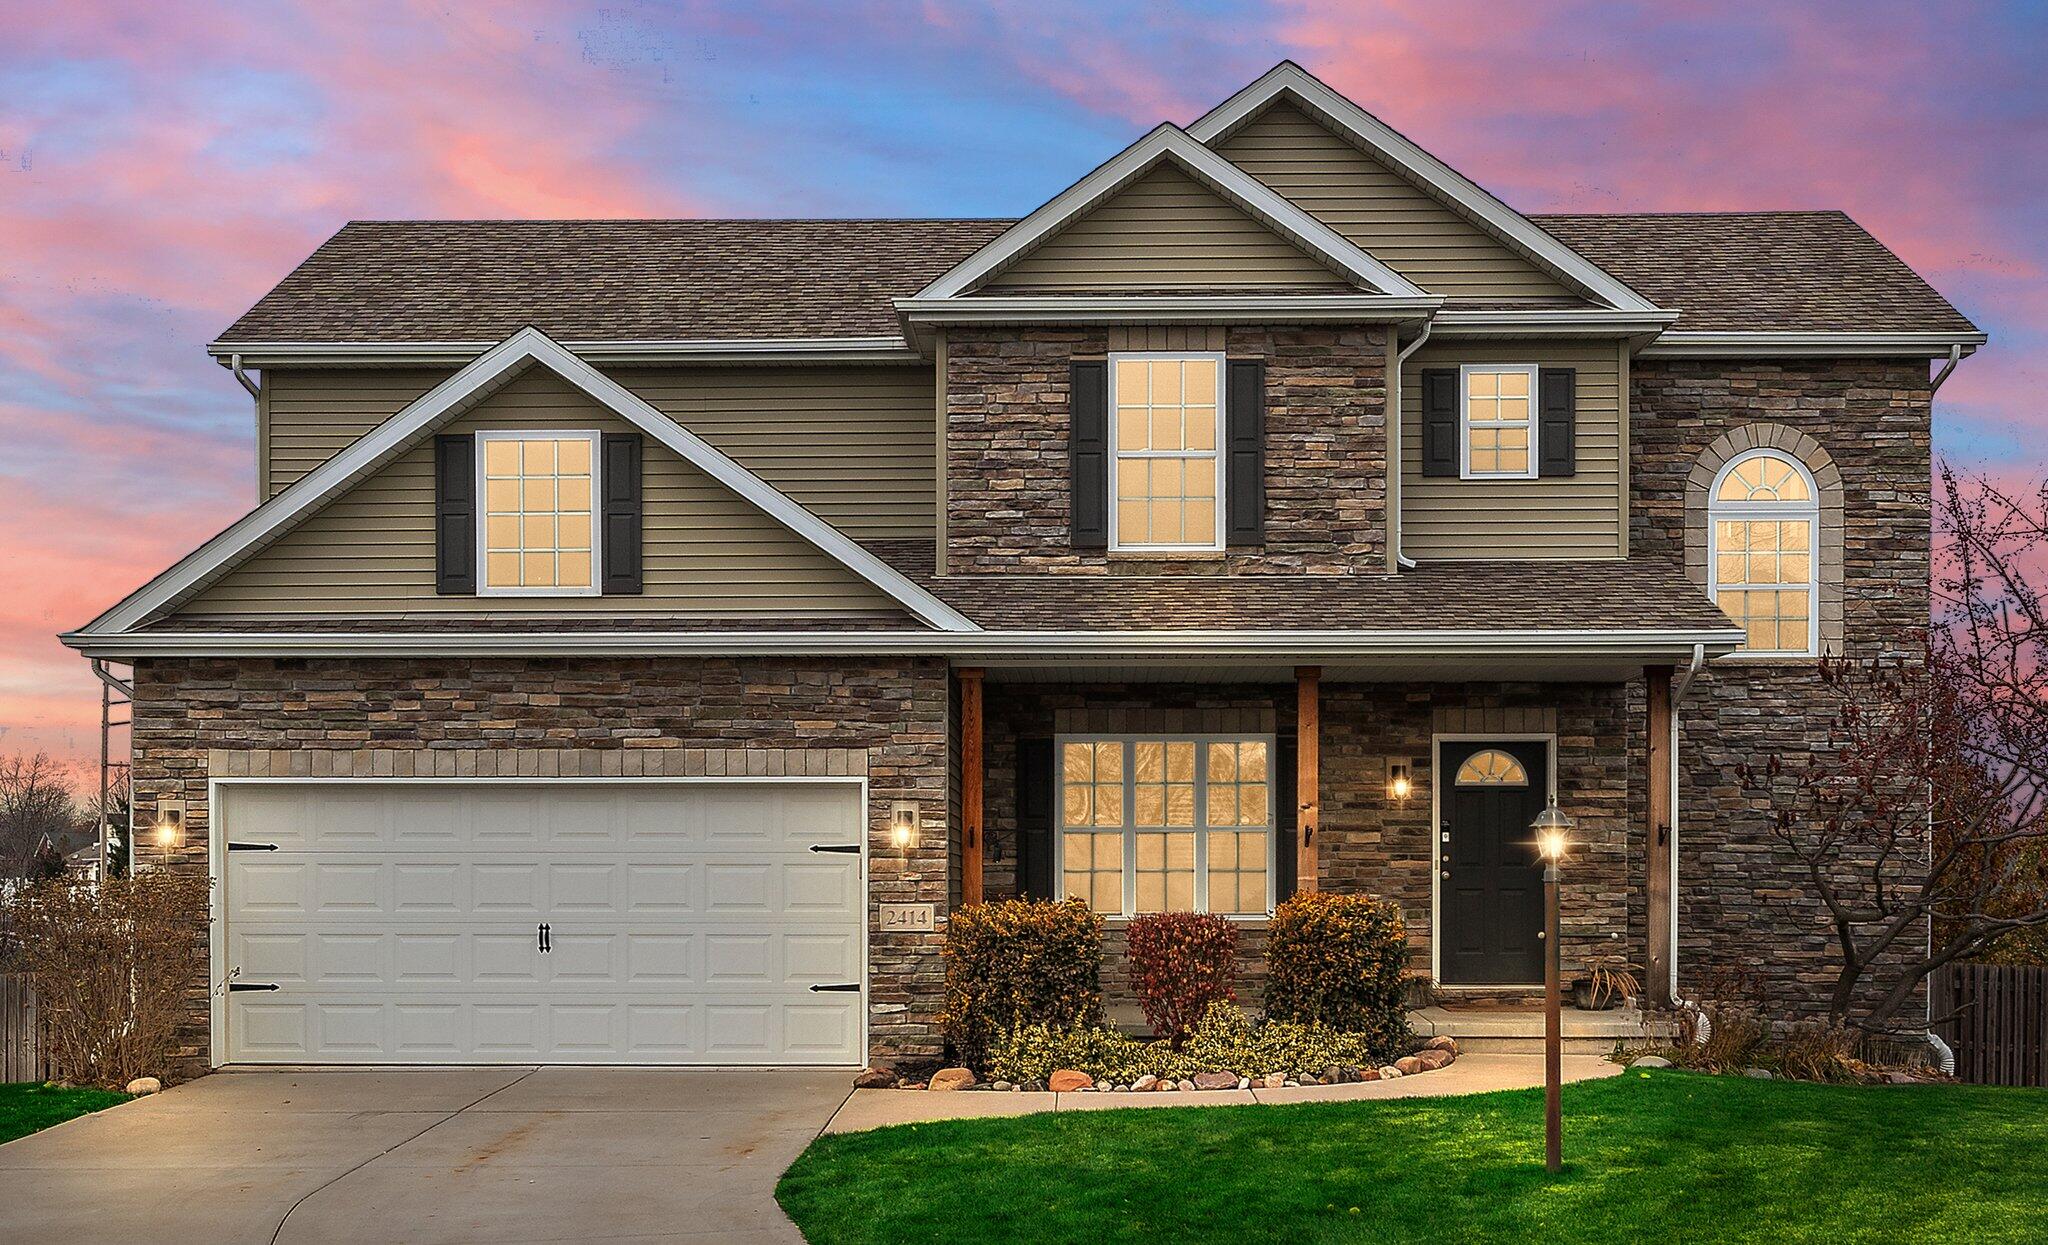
<box><xmin>809</xmin><ymin>983</ymin><xmax>861</xmax><ymax>993</ymax></box>
<box><xmin>809</xmin><ymin>844</ymin><xmax>860</xmax><ymax>854</ymax></box>
<box><xmin>228</xmin><ymin>982</ymin><xmax>280</xmax><ymax>992</ymax></box>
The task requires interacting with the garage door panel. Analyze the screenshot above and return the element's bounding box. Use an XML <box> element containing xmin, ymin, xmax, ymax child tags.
<box><xmin>222</xmin><ymin>781</ymin><xmax>865</xmax><ymax>1065</ymax></box>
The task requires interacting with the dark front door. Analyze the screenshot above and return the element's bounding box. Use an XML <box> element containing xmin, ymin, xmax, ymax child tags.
<box><xmin>1440</xmin><ymin>739</ymin><xmax>1549</xmax><ymax>985</ymax></box>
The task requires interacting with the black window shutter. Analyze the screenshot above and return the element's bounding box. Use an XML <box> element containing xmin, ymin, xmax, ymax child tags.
<box><xmin>1420</xmin><ymin>368</ymin><xmax>1460</xmax><ymax>478</ymax></box>
<box><xmin>1275</xmin><ymin>733</ymin><xmax>1298</xmax><ymax>901</ymax></box>
<box><xmin>601</xmin><ymin>432</ymin><xmax>644</xmax><ymax>594</ymax></box>
<box><xmin>1016</xmin><ymin>738</ymin><xmax>1055</xmax><ymax>899</ymax></box>
<box><xmin>434</xmin><ymin>434</ymin><xmax>476</xmax><ymax>595</ymax></box>
<box><xmin>1069</xmin><ymin>361</ymin><xmax>1109</xmax><ymax>549</ymax></box>
<box><xmin>1225</xmin><ymin>359</ymin><xmax>1266</xmax><ymax>546</ymax></box>
<box><xmin>1538</xmin><ymin>368</ymin><xmax>1577</xmax><ymax>478</ymax></box>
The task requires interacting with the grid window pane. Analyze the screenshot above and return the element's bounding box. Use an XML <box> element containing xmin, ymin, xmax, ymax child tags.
<box><xmin>1463</xmin><ymin>368</ymin><xmax>1535</xmax><ymax>477</ymax></box>
<box><xmin>481</xmin><ymin>435</ymin><xmax>597</xmax><ymax>590</ymax></box>
<box><xmin>1112</xmin><ymin>357</ymin><xmax>1222</xmax><ymax>549</ymax></box>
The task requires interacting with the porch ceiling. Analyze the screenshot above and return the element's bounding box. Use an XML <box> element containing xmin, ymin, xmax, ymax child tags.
<box><xmin>976</xmin><ymin>653</ymin><xmax>1680</xmax><ymax>684</ymax></box>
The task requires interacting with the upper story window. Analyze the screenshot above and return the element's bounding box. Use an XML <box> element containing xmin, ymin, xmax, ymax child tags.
<box><xmin>1111</xmin><ymin>354</ymin><xmax>1224</xmax><ymax>551</ymax></box>
<box><xmin>1461</xmin><ymin>363</ymin><xmax>1537</xmax><ymax>479</ymax></box>
<box><xmin>1058</xmin><ymin>735</ymin><xmax>1274</xmax><ymax>917</ymax></box>
<box><xmin>478</xmin><ymin>431</ymin><xmax>600</xmax><ymax>596</ymax></box>
<box><xmin>1710</xmin><ymin>449</ymin><xmax>1817</xmax><ymax>655</ymax></box>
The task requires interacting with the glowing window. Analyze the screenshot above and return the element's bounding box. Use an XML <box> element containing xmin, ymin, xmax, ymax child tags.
<box><xmin>1710</xmin><ymin>450</ymin><xmax>1817</xmax><ymax>655</ymax></box>
<box><xmin>1462</xmin><ymin>364</ymin><xmax>1537</xmax><ymax>478</ymax></box>
<box><xmin>1111</xmin><ymin>355</ymin><xmax>1222</xmax><ymax>550</ymax></box>
<box><xmin>1455</xmin><ymin>749</ymin><xmax>1529</xmax><ymax>787</ymax></box>
<box><xmin>479</xmin><ymin>432</ymin><xmax>598</xmax><ymax>594</ymax></box>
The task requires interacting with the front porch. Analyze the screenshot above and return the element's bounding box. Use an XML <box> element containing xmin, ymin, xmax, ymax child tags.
<box><xmin>950</xmin><ymin>664</ymin><xmax>1682</xmax><ymax>1017</ymax></box>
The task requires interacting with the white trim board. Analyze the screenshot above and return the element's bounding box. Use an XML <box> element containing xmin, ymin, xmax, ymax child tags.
<box><xmin>1186</xmin><ymin>63</ymin><xmax>1659</xmax><ymax>315</ymax></box>
<box><xmin>77</xmin><ymin>327</ymin><xmax>979</xmax><ymax>636</ymax></box>
<box><xmin>915</xmin><ymin>123</ymin><xmax>1426</xmax><ymax>300</ymax></box>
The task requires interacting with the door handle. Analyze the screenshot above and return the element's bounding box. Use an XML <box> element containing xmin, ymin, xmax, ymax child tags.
<box><xmin>537</xmin><ymin>923</ymin><xmax>551</xmax><ymax>954</ymax></box>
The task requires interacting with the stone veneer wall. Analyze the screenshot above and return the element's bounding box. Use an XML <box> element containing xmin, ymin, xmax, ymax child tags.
<box><xmin>978</xmin><ymin>681</ymin><xmax>1635</xmax><ymax>1021</ymax></box>
<box><xmin>943</xmin><ymin>326</ymin><xmax>1390</xmax><ymax>575</ymax></box>
<box><xmin>131</xmin><ymin>656</ymin><xmax>950</xmax><ymax>1076</ymax></box>
<box><xmin>1631</xmin><ymin>358</ymin><xmax>1932</xmax><ymax>1020</ymax></box>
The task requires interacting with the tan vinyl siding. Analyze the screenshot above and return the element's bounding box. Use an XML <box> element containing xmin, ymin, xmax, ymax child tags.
<box><xmin>262</xmin><ymin>365</ymin><xmax>937</xmax><ymax>540</ymax></box>
<box><xmin>1215</xmin><ymin>102</ymin><xmax>1575</xmax><ymax>301</ymax></box>
<box><xmin>985</xmin><ymin>162</ymin><xmax>1353</xmax><ymax>290</ymax></box>
<box><xmin>182</xmin><ymin>368</ymin><xmax>899</xmax><ymax>618</ymax></box>
<box><xmin>1400</xmin><ymin>340</ymin><xmax>1623</xmax><ymax>558</ymax></box>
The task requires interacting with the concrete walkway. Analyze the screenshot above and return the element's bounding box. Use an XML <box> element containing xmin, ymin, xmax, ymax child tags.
<box><xmin>824</xmin><ymin>1052</ymin><xmax>1621</xmax><ymax>1133</ymax></box>
<box><xmin>0</xmin><ymin>1066</ymin><xmax>851</xmax><ymax>1244</ymax></box>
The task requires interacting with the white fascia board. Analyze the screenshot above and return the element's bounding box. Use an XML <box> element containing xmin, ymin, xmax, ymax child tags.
<box><xmin>65</xmin><ymin>626</ymin><xmax>1747</xmax><ymax>661</ymax></box>
<box><xmin>209</xmin><ymin>337</ymin><xmax>923</xmax><ymax>367</ymax></box>
<box><xmin>80</xmin><ymin>327</ymin><xmax>978</xmax><ymax>636</ymax></box>
<box><xmin>896</xmin><ymin>294</ymin><xmax>1441</xmax><ymax>325</ymax></box>
<box><xmin>1429</xmin><ymin>309</ymin><xmax>1681</xmax><ymax>338</ymax></box>
<box><xmin>1187</xmin><ymin>64</ymin><xmax>1659</xmax><ymax>314</ymax></box>
<box><xmin>1639</xmin><ymin>330</ymin><xmax>1987</xmax><ymax>358</ymax></box>
<box><xmin>915</xmin><ymin>123</ymin><xmax>1426</xmax><ymax>300</ymax></box>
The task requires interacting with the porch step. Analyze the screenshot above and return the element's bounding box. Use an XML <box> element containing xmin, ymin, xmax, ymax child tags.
<box><xmin>1411</xmin><ymin>1005</ymin><xmax>1664</xmax><ymax>1056</ymax></box>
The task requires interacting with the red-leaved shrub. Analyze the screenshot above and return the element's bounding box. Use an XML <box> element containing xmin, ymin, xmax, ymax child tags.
<box><xmin>1126</xmin><ymin>912</ymin><xmax>1239</xmax><ymax>1045</ymax></box>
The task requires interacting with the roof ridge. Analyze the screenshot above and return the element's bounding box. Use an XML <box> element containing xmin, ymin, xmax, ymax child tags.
<box><xmin>1532</xmin><ymin>209</ymin><xmax>1852</xmax><ymax>220</ymax></box>
<box><xmin>339</xmin><ymin>217</ymin><xmax>1021</xmax><ymax>227</ymax></box>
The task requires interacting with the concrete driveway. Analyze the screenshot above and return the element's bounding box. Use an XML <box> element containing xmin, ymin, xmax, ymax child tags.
<box><xmin>0</xmin><ymin>1066</ymin><xmax>852</xmax><ymax>1244</ymax></box>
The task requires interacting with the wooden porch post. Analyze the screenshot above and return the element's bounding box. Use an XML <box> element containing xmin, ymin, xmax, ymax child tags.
<box><xmin>1296</xmin><ymin>666</ymin><xmax>1320</xmax><ymax>893</ymax></box>
<box><xmin>959</xmin><ymin>667</ymin><xmax>984</xmax><ymax>908</ymax></box>
<box><xmin>1645</xmin><ymin>665</ymin><xmax>1674</xmax><ymax>1008</ymax></box>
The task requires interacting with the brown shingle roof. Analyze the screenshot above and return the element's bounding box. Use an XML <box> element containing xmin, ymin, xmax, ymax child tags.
<box><xmin>1532</xmin><ymin>210</ymin><xmax>1979</xmax><ymax>334</ymax></box>
<box><xmin>215</xmin><ymin>210</ymin><xmax>1976</xmax><ymax>345</ymax></box>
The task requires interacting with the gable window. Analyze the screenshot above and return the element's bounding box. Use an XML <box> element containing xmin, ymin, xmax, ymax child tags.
<box><xmin>1111</xmin><ymin>354</ymin><xmax>1224</xmax><ymax>551</ymax></box>
<box><xmin>478</xmin><ymin>431</ymin><xmax>600</xmax><ymax>595</ymax></box>
<box><xmin>1057</xmin><ymin>735</ymin><xmax>1274</xmax><ymax>917</ymax></box>
<box><xmin>1461</xmin><ymin>364</ymin><xmax>1537</xmax><ymax>479</ymax></box>
<box><xmin>1710</xmin><ymin>449</ymin><xmax>1817</xmax><ymax>655</ymax></box>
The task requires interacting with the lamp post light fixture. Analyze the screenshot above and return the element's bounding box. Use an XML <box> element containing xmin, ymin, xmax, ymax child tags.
<box><xmin>1531</xmin><ymin>796</ymin><xmax>1576</xmax><ymax>1174</ymax></box>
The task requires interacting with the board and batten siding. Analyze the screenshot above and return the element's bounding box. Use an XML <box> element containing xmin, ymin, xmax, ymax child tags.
<box><xmin>183</xmin><ymin>368</ymin><xmax>899</xmax><ymax>618</ymax></box>
<box><xmin>984</xmin><ymin>162</ymin><xmax>1354</xmax><ymax>291</ymax></box>
<box><xmin>262</xmin><ymin>364</ymin><xmax>938</xmax><ymax>541</ymax></box>
<box><xmin>1214</xmin><ymin>102</ymin><xmax>1576</xmax><ymax>301</ymax></box>
<box><xmin>1399</xmin><ymin>340</ymin><xmax>1624</xmax><ymax>559</ymax></box>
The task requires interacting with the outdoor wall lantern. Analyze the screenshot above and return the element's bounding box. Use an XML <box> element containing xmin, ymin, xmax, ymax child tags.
<box><xmin>1387</xmin><ymin>760</ymin><xmax>1413</xmax><ymax>802</ymax></box>
<box><xmin>1530</xmin><ymin>796</ymin><xmax>1577</xmax><ymax>1174</ymax></box>
<box><xmin>890</xmin><ymin>802</ymin><xmax>920</xmax><ymax>851</ymax></box>
<box><xmin>152</xmin><ymin>802</ymin><xmax>186</xmax><ymax>851</ymax></box>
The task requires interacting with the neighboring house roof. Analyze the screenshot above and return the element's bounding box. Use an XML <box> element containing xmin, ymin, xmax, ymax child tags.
<box><xmin>1534</xmin><ymin>211</ymin><xmax>1980</xmax><ymax>335</ymax></box>
<box><xmin>212</xmin><ymin>212</ymin><xmax>1977</xmax><ymax>348</ymax></box>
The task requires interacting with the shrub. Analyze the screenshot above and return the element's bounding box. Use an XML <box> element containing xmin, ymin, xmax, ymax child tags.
<box><xmin>1263</xmin><ymin>891</ymin><xmax>1411</xmax><ymax>1050</ymax></box>
<box><xmin>1126</xmin><ymin>912</ymin><xmax>1238</xmax><ymax>1045</ymax></box>
<box><xmin>3</xmin><ymin>872</ymin><xmax>208</xmax><ymax>1089</ymax></box>
<box><xmin>940</xmin><ymin>898</ymin><xmax>1103</xmax><ymax>1070</ymax></box>
<box><xmin>987</xmin><ymin>1001</ymin><xmax>1408</xmax><ymax>1085</ymax></box>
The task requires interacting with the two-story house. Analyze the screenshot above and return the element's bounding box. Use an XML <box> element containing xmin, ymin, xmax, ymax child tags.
<box><xmin>65</xmin><ymin>64</ymin><xmax>1980</xmax><ymax>1074</ymax></box>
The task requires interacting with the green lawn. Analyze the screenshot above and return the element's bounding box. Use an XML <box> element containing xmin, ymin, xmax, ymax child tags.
<box><xmin>0</xmin><ymin>1083</ymin><xmax>129</xmax><ymax>1146</ymax></box>
<box><xmin>777</xmin><ymin>1071</ymin><xmax>2047</xmax><ymax>1244</ymax></box>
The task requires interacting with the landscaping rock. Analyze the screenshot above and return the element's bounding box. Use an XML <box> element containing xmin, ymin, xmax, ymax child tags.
<box><xmin>124</xmin><ymin>1077</ymin><xmax>160</xmax><ymax>1096</ymax></box>
<box><xmin>1048</xmin><ymin>1069</ymin><xmax>1094</xmax><ymax>1092</ymax></box>
<box><xmin>1417</xmin><ymin>1050</ymin><xmax>1453</xmax><ymax>1071</ymax></box>
<box><xmin>1742</xmin><ymin>1068</ymin><xmax>1775</xmax><ymax>1080</ymax></box>
<box><xmin>1131</xmin><ymin>1074</ymin><xmax>1159</xmax><ymax>1092</ymax></box>
<box><xmin>1630</xmin><ymin>1056</ymin><xmax>1674</xmax><ymax>1070</ymax></box>
<box><xmin>1322</xmin><ymin>1065</ymin><xmax>1346</xmax><ymax>1084</ymax></box>
<box><xmin>1260</xmin><ymin>1073</ymin><xmax>1286</xmax><ymax>1089</ymax></box>
<box><xmin>1176</xmin><ymin>1078</ymin><xmax>1197</xmax><ymax>1092</ymax></box>
<box><xmin>1193</xmin><ymin>1071</ymin><xmax>1237</xmax><ymax>1091</ymax></box>
<box><xmin>1424</xmin><ymin>1036</ymin><xmax>1458</xmax><ymax>1054</ymax></box>
<box><xmin>1359</xmin><ymin>1067</ymin><xmax>1381</xmax><ymax>1081</ymax></box>
<box><xmin>928</xmin><ymin>1067</ymin><xmax>977</xmax><ymax>1092</ymax></box>
<box><xmin>1237</xmin><ymin>1076</ymin><xmax>1251</xmax><ymax>1090</ymax></box>
<box><xmin>1379</xmin><ymin>1065</ymin><xmax>1403</xmax><ymax>1080</ymax></box>
<box><xmin>1158</xmin><ymin>1079</ymin><xmax>1178</xmax><ymax>1091</ymax></box>
<box><xmin>852</xmin><ymin>1067</ymin><xmax>899</xmax><ymax>1090</ymax></box>
<box><xmin>1395</xmin><ymin>1056</ymin><xmax>1424</xmax><ymax>1075</ymax></box>
<box><xmin>1284</xmin><ymin>1080</ymin><xmax>1300</xmax><ymax>1088</ymax></box>
<box><xmin>989</xmin><ymin>1080</ymin><xmax>1014</xmax><ymax>1092</ymax></box>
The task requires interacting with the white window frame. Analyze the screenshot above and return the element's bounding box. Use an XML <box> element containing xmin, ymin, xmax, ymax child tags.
<box><xmin>1707</xmin><ymin>448</ymin><xmax>1820</xmax><ymax>657</ymax></box>
<box><xmin>1052</xmin><ymin>732</ymin><xmax>1277</xmax><ymax>919</ymax></box>
<box><xmin>1106</xmin><ymin>352</ymin><xmax>1228</xmax><ymax>553</ymax></box>
<box><xmin>475</xmin><ymin>428</ymin><xmax>603</xmax><ymax>598</ymax></box>
<box><xmin>1458</xmin><ymin>362</ymin><xmax>1539</xmax><ymax>481</ymax></box>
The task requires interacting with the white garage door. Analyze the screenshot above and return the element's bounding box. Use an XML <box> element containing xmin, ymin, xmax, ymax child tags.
<box><xmin>217</xmin><ymin>780</ymin><xmax>866</xmax><ymax>1066</ymax></box>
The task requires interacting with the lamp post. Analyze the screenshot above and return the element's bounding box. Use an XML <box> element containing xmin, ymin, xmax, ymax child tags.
<box><xmin>1531</xmin><ymin>797</ymin><xmax>1575</xmax><ymax>1174</ymax></box>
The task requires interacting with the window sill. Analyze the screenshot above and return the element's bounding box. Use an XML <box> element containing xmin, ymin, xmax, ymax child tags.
<box><xmin>1101</xmin><ymin>915</ymin><xmax>1272</xmax><ymax>930</ymax></box>
<box><xmin>1107</xmin><ymin>549</ymin><xmax>1227</xmax><ymax>561</ymax></box>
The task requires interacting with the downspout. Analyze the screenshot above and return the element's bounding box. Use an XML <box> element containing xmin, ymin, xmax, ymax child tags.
<box><xmin>230</xmin><ymin>353</ymin><xmax>260</xmax><ymax>399</ymax></box>
<box><xmin>232</xmin><ymin>354</ymin><xmax>265</xmax><ymax>501</ymax></box>
<box><xmin>1913</xmin><ymin>339</ymin><xmax>1961</xmax><ymax>1069</ymax></box>
<box><xmin>1928</xmin><ymin>343</ymin><xmax>1963</xmax><ymax>395</ymax></box>
<box><xmin>1390</xmin><ymin>320</ymin><xmax>1433</xmax><ymax>571</ymax></box>
<box><xmin>1669</xmin><ymin>643</ymin><xmax>1706</xmax><ymax>1036</ymax></box>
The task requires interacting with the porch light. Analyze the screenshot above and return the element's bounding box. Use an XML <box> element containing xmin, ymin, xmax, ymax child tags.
<box><xmin>1387</xmin><ymin>761</ymin><xmax>1412</xmax><ymax>802</ymax></box>
<box><xmin>152</xmin><ymin>806</ymin><xmax>185</xmax><ymax>851</ymax></box>
<box><xmin>890</xmin><ymin>802</ymin><xmax>921</xmax><ymax>851</ymax></box>
<box><xmin>1529</xmin><ymin>795</ymin><xmax>1576</xmax><ymax>1174</ymax></box>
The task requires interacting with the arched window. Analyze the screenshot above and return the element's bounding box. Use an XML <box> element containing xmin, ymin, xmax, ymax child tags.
<box><xmin>1455</xmin><ymin>749</ymin><xmax>1529</xmax><ymax>786</ymax></box>
<box><xmin>1710</xmin><ymin>449</ymin><xmax>1818</xmax><ymax>655</ymax></box>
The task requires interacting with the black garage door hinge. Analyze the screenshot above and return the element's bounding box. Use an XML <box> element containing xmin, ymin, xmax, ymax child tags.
<box><xmin>228</xmin><ymin>982</ymin><xmax>280</xmax><ymax>992</ymax></box>
<box><xmin>808</xmin><ymin>844</ymin><xmax>860</xmax><ymax>854</ymax></box>
<box><xmin>808</xmin><ymin>983</ymin><xmax>860</xmax><ymax>993</ymax></box>
<box><xmin>227</xmin><ymin>841</ymin><xmax>279</xmax><ymax>852</ymax></box>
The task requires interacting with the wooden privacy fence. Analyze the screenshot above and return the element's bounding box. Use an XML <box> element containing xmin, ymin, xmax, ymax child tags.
<box><xmin>1933</xmin><ymin>963</ymin><xmax>2048</xmax><ymax>1087</ymax></box>
<box><xmin>1</xmin><ymin>974</ymin><xmax>42</xmax><ymax>1082</ymax></box>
